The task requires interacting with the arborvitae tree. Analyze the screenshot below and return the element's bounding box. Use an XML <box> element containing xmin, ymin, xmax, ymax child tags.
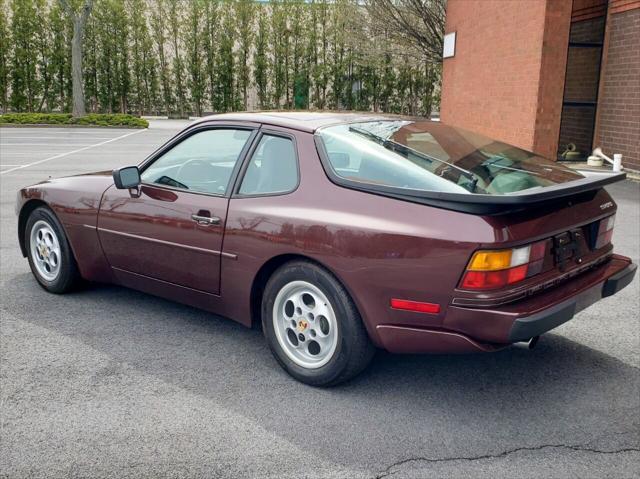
<box><xmin>129</xmin><ymin>0</ymin><xmax>148</xmax><ymax>114</ymax></box>
<box><xmin>142</xmin><ymin>21</ymin><xmax>159</xmax><ymax>115</ymax></box>
<box><xmin>111</xmin><ymin>0</ymin><xmax>130</xmax><ymax>113</ymax></box>
<box><xmin>92</xmin><ymin>0</ymin><xmax>114</xmax><ymax>112</ymax></box>
<box><xmin>311</xmin><ymin>0</ymin><xmax>330</xmax><ymax>109</ymax></box>
<box><xmin>2</xmin><ymin>0</ymin><xmax>442</xmax><ymax>116</ymax></box>
<box><xmin>216</xmin><ymin>3</ymin><xmax>235</xmax><ymax>112</ymax></box>
<box><xmin>10</xmin><ymin>0</ymin><xmax>40</xmax><ymax>112</ymax></box>
<box><xmin>150</xmin><ymin>0</ymin><xmax>173</xmax><ymax>115</ymax></box>
<box><xmin>328</xmin><ymin>0</ymin><xmax>348</xmax><ymax>110</ymax></box>
<box><xmin>395</xmin><ymin>62</ymin><xmax>412</xmax><ymax>114</ymax></box>
<box><xmin>185</xmin><ymin>0</ymin><xmax>205</xmax><ymax>116</ymax></box>
<box><xmin>0</xmin><ymin>0</ymin><xmax>11</xmax><ymax>112</ymax></box>
<box><xmin>34</xmin><ymin>0</ymin><xmax>52</xmax><ymax>112</ymax></box>
<box><xmin>83</xmin><ymin>11</ymin><xmax>98</xmax><ymax>112</ymax></box>
<box><xmin>253</xmin><ymin>9</ymin><xmax>269</xmax><ymax>110</ymax></box>
<box><xmin>234</xmin><ymin>0</ymin><xmax>253</xmax><ymax>110</ymax></box>
<box><xmin>422</xmin><ymin>62</ymin><xmax>440</xmax><ymax>117</ymax></box>
<box><xmin>380</xmin><ymin>52</ymin><xmax>395</xmax><ymax>113</ymax></box>
<box><xmin>203</xmin><ymin>0</ymin><xmax>219</xmax><ymax>112</ymax></box>
<box><xmin>270</xmin><ymin>0</ymin><xmax>287</xmax><ymax>108</ymax></box>
<box><xmin>291</xmin><ymin>2</ymin><xmax>309</xmax><ymax>109</ymax></box>
<box><xmin>49</xmin><ymin>3</ymin><xmax>71</xmax><ymax>112</ymax></box>
<box><xmin>167</xmin><ymin>0</ymin><xmax>185</xmax><ymax>117</ymax></box>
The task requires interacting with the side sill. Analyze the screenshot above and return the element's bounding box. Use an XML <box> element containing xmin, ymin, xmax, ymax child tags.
<box><xmin>376</xmin><ymin>325</ymin><xmax>505</xmax><ymax>354</ymax></box>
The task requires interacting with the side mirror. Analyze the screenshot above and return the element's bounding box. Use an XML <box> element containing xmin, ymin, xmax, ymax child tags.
<box><xmin>112</xmin><ymin>166</ymin><xmax>141</xmax><ymax>189</ymax></box>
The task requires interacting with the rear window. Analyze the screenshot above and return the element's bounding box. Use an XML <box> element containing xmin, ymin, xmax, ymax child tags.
<box><xmin>317</xmin><ymin>121</ymin><xmax>583</xmax><ymax>195</ymax></box>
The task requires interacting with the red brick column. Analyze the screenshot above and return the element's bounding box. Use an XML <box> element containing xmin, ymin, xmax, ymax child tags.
<box><xmin>441</xmin><ymin>0</ymin><xmax>571</xmax><ymax>159</ymax></box>
<box><xmin>593</xmin><ymin>3</ymin><xmax>640</xmax><ymax>172</ymax></box>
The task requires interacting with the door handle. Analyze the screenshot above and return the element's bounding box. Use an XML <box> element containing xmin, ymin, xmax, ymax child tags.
<box><xmin>191</xmin><ymin>214</ymin><xmax>221</xmax><ymax>226</ymax></box>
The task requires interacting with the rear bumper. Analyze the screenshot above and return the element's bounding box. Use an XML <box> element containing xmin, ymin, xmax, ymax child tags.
<box><xmin>508</xmin><ymin>261</ymin><xmax>636</xmax><ymax>342</ymax></box>
<box><xmin>376</xmin><ymin>255</ymin><xmax>635</xmax><ymax>353</ymax></box>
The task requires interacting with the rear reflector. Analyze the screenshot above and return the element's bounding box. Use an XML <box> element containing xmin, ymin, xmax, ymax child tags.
<box><xmin>595</xmin><ymin>214</ymin><xmax>615</xmax><ymax>249</ymax></box>
<box><xmin>390</xmin><ymin>299</ymin><xmax>440</xmax><ymax>314</ymax></box>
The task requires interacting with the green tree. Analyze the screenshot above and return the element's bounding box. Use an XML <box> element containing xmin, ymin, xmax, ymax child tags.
<box><xmin>1</xmin><ymin>0</ymin><xmax>443</xmax><ymax>117</ymax></box>
<box><xmin>34</xmin><ymin>0</ymin><xmax>53</xmax><ymax>112</ymax></box>
<box><xmin>215</xmin><ymin>3</ymin><xmax>235</xmax><ymax>112</ymax></box>
<box><xmin>203</xmin><ymin>0</ymin><xmax>219</xmax><ymax>112</ymax></box>
<box><xmin>150</xmin><ymin>0</ymin><xmax>173</xmax><ymax>115</ymax></box>
<box><xmin>49</xmin><ymin>3</ymin><xmax>72</xmax><ymax>112</ymax></box>
<box><xmin>253</xmin><ymin>10</ymin><xmax>270</xmax><ymax>109</ymax></box>
<box><xmin>234</xmin><ymin>0</ymin><xmax>253</xmax><ymax>110</ymax></box>
<box><xmin>167</xmin><ymin>0</ymin><xmax>185</xmax><ymax>117</ymax></box>
<box><xmin>111</xmin><ymin>0</ymin><xmax>130</xmax><ymax>113</ymax></box>
<box><xmin>379</xmin><ymin>52</ymin><xmax>395</xmax><ymax>113</ymax></box>
<box><xmin>10</xmin><ymin>0</ymin><xmax>40</xmax><ymax>111</ymax></box>
<box><xmin>0</xmin><ymin>0</ymin><xmax>11</xmax><ymax>112</ymax></box>
<box><xmin>328</xmin><ymin>0</ymin><xmax>348</xmax><ymax>109</ymax></box>
<box><xmin>92</xmin><ymin>0</ymin><xmax>115</xmax><ymax>112</ymax></box>
<box><xmin>290</xmin><ymin>1</ymin><xmax>309</xmax><ymax>109</ymax></box>
<box><xmin>311</xmin><ymin>0</ymin><xmax>330</xmax><ymax>109</ymax></box>
<box><xmin>185</xmin><ymin>0</ymin><xmax>205</xmax><ymax>116</ymax></box>
<box><xmin>129</xmin><ymin>0</ymin><xmax>153</xmax><ymax>115</ymax></box>
<box><xmin>83</xmin><ymin>7</ymin><xmax>98</xmax><ymax>112</ymax></box>
<box><xmin>270</xmin><ymin>0</ymin><xmax>288</xmax><ymax>108</ymax></box>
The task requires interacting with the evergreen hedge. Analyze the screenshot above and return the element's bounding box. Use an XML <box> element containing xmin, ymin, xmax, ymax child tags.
<box><xmin>0</xmin><ymin>113</ymin><xmax>149</xmax><ymax>128</ymax></box>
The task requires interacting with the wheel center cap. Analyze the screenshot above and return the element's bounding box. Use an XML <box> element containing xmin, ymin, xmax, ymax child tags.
<box><xmin>297</xmin><ymin>319</ymin><xmax>308</xmax><ymax>332</ymax></box>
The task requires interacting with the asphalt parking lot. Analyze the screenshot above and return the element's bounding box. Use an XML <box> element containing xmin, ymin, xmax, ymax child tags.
<box><xmin>1</xmin><ymin>122</ymin><xmax>638</xmax><ymax>478</ymax></box>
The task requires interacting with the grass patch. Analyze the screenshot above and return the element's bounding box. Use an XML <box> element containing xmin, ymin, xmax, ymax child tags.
<box><xmin>0</xmin><ymin>113</ymin><xmax>148</xmax><ymax>128</ymax></box>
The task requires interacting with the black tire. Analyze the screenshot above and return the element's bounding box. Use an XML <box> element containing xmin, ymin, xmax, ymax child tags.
<box><xmin>262</xmin><ymin>260</ymin><xmax>375</xmax><ymax>386</ymax></box>
<box><xmin>24</xmin><ymin>206</ymin><xmax>80</xmax><ymax>294</ymax></box>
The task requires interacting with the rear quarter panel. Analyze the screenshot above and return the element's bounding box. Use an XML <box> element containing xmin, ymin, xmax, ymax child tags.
<box><xmin>222</xmin><ymin>129</ymin><xmax>494</xmax><ymax>345</ymax></box>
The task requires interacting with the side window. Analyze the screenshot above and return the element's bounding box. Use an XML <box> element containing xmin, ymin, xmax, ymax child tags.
<box><xmin>239</xmin><ymin>134</ymin><xmax>298</xmax><ymax>195</ymax></box>
<box><xmin>141</xmin><ymin>128</ymin><xmax>252</xmax><ymax>195</ymax></box>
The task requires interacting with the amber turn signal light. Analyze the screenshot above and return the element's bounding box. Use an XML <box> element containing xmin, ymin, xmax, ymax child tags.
<box><xmin>460</xmin><ymin>240</ymin><xmax>547</xmax><ymax>290</ymax></box>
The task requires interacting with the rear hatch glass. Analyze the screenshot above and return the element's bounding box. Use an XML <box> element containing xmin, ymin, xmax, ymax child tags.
<box><xmin>317</xmin><ymin>121</ymin><xmax>584</xmax><ymax>195</ymax></box>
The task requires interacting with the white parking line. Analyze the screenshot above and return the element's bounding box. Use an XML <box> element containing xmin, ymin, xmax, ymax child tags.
<box><xmin>0</xmin><ymin>136</ymin><xmax>115</xmax><ymax>140</ymax></box>
<box><xmin>0</xmin><ymin>129</ymin><xmax>146</xmax><ymax>175</ymax></box>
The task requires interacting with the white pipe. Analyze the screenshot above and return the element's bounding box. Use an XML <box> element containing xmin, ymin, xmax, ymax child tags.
<box><xmin>592</xmin><ymin>147</ymin><xmax>623</xmax><ymax>172</ymax></box>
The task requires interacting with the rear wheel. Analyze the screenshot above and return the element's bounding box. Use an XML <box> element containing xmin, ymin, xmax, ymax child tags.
<box><xmin>262</xmin><ymin>260</ymin><xmax>375</xmax><ymax>386</ymax></box>
<box><xmin>25</xmin><ymin>207</ymin><xmax>80</xmax><ymax>293</ymax></box>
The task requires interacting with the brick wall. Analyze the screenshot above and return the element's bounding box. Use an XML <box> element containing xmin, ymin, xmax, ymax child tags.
<box><xmin>532</xmin><ymin>0</ymin><xmax>574</xmax><ymax>158</ymax></box>
<box><xmin>441</xmin><ymin>0</ymin><xmax>571</xmax><ymax>159</ymax></box>
<box><xmin>594</xmin><ymin>5</ymin><xmax>640</xmax><ymax>171</ymax></box>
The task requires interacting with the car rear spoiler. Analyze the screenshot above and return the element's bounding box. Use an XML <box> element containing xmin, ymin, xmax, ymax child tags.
<box><xmin>314</xmin><ymin>136</ymin><xmax>626</xmax><ymax>214</ymax></box>
<box><xmin>371</xmin><ymin>170</ymin><xmax>626</xmax><ymax>215</ymax></box>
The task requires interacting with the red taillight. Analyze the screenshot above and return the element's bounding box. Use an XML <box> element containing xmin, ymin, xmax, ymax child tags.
<box><xmin>390</xmin><ymin>298</ymin><xmax>440</xmax><ymax>314</ymax></box>
<box><xmin>595</xmin><ymin>215</ymin><xmax>615</xmax><ymax>249</ymax></box>
<box><xmin>460</xmin><ymin>240</ymin><xmax>547</xmax><ymax>290</ymax></box>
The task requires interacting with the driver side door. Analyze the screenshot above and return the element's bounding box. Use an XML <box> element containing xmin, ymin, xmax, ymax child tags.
<box><xmin>98</xmin><ymin>125</ymin><xmax>256</xmax><ymax>295</ymax></box>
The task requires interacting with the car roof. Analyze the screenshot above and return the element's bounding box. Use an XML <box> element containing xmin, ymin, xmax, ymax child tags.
<box><xmin>191</xmin><ymin>111</ymin><xmax>422</xmax><ymax>133</ymax></box>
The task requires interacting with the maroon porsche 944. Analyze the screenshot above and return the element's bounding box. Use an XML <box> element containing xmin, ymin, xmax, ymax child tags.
<box><xmin>16</xmin><ymin>112</ymin><xmax>636</xmax><ymax>385</ymax></box>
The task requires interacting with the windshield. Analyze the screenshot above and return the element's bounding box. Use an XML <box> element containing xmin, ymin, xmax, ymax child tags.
<box><xmin>317</xmin><ymin>121</ymin><xmax>583</xmax><ymax>195</ymax></box>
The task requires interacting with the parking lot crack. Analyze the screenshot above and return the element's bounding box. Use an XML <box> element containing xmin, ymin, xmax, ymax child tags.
<box><xmin>373</xmin><ymin>443</ymin><xmax>640</xmax><ymax>478</ymax></box>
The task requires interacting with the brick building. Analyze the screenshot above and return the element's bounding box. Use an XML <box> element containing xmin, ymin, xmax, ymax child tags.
<box><xmin>441</xmin><ymin>0</ymin><xmax>640</xmax><ymax>172</ymax></box>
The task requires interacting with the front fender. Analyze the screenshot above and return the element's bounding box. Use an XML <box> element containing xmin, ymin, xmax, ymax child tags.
<box><xmin>16</xmin><ymin>172</ymin><xmax>116</xmax><ymax>282</ymax></box>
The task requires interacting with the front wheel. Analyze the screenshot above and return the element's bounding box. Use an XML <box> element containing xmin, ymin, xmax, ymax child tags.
<box><xmin>25</xmin><ymin>206</ymin><xmax>80</xmax><ymax>293</ymax></box>
<box><xmin>262</xmin><ymin>261</ymin><xmax>375</xmax><ymax>386</ymax></box>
